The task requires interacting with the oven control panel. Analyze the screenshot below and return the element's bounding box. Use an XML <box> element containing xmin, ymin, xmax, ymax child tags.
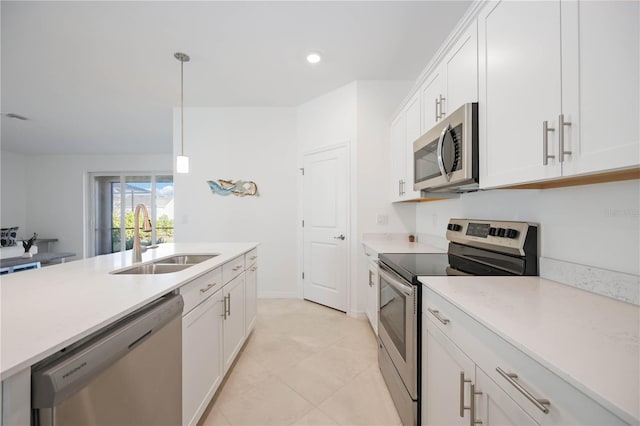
<box><xmin>446</xmin><ymin>218</ymin><xmax>538</xmax><ymax>256</ymax></box>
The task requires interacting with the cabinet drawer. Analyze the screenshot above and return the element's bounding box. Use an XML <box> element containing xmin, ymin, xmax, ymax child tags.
<box><xmin>244</xmin><ymin>248</ymin><xmax>258</xmax><ymax>268</ymax></box>
<box><xmin>181</xmin><ymin>267</ymin><xmax>222</xmax><ymax>315</ymax></box>
<box><xmin>223</xmin><ymin>256</ymin><xmax>245</xmax><ymax>284</ymax></box>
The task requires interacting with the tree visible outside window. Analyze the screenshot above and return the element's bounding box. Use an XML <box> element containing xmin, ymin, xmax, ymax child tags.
<box><xmin>92</xmin><ymin>174</ymin><xmax>174</xmax><ymax>256</ymax></box>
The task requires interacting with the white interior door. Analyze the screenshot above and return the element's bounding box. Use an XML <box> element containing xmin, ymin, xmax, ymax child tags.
<box><xmin>303</xmin><ymin>145</ymin><xmax>348</xmax><ymax>312</ymax></box>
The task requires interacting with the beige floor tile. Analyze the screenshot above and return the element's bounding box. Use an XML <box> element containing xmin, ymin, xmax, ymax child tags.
<box><xmin>200</xmin><ymin>406</ymin><xmax>231</xmax><ymax>426</ymax></box>
<box><xmin>277</xmin><ymin>361</ymin><xmax>347</xmax><ymax>406</ymax></box>
<box><xmin>318</xmin><ymin>365</ymin><xmax>402</xmax><ymax>426</ymax></box>
<box><xmin>216</xmin><ymin>375</ymin><xmax>314</xmax><ymax>425</ymax></box>
<box><xmin>292</xmin><ymin>408</ymin><xmax>338</xmax><ymax>426</ymax></box>
<box><xmin>200</xmin><ymin>299</ymin><xmax>401</xmax><ymax>426</ymax></box>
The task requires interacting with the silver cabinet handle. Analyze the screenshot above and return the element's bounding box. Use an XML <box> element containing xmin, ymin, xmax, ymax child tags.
<box><xmin>460</xmin><ymin>372</ymin><xmax>472</xmax><ymax>417</ymax></box>
<box><xmin>221</xmin><ymin>296</ymin><xmax>228</xmax><ymax>320</ymax></box>
<box><xmin>333</xmin><ymin>234</ymin><xmax>346</xmax><ymax>240</ymax></box>
<box><xmin>400</xmin><ymin>179</ymin><xmax>405</xmax><ymax>196</ymax></box>
<box><xmin>232</xmin><ymin>265</ymin><xmax>241</xmax><ymax>271</ymax></box>
<box><xmin>200</xmin><ymin>283</ymin><xmax>216</xmax><ymax>293</ymax></box>
<box><xmin>250</xmin><ymin>255</ymin><xmax>257</xmax><ymax>260</ymax></box>
<box><xmin>496</xmin><ymin>367</ymin><xmax>550</xmax><ymax>414</ymax></box>
<box><xmin>558</xmin><ymin>113</ymin><xmax>572</xmax><ymax>163</ymax></box>
<box><xmin>438</xmin><ymin>94</ymin><xmax>446</xmax><ymax>119</ymax></box>
<box><xmin>227</xmin><ymin>293</ymin><xmax>231</xmax><ymax>317</ymax></box>
<box><xmin>543</xmin><ymin>120</ymin><xmax>556</xmax><ymax>165</ymax></box>
<box><xmin>250</xmin><ymin>266</ymin><xmax>257</xmax><ymax>272</ymax></box>
<box><xmin>470</xmin><ymin>383</ymin><xmax>482</xmax><ymax>426</ymax></box>
<box><xmin>398</xmin><ymin>179</ymin><xmax>402</xmax><ymax>196</ymax></box>
<box><xmin>435</xmin><ymin>97</ymin><xmax>440</xmax><ymax>122</ymax></box>
<box><xmin>428</xmin><ymin>308</ymin><xmax>450</xmax><ymax>325</ymax></box>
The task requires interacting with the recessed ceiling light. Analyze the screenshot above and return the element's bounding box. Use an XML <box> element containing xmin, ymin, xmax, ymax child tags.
<box><xmin>306</xmin><ymin>52</ymin><xmax>322</xmax><ymax>64</ymax></box>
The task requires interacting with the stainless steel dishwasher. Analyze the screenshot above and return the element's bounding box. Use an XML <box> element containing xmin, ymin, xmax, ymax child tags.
<box><xmin>31</xmin><ymin>293</ymin><xmax>184</xmax><ymax>426</ymax></box>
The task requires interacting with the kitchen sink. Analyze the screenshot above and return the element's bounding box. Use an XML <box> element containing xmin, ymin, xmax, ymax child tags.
<box><xmin>112</xmin><ymin>263</ymin><xmax>192</xmax><ymax>275</ymax></box>
<box><xmin>154</xmin><ymin>254</ymin><xmax>218</xmax><ymax>265</ymax></box>
<box><xmin>111</xmin><ymin>253</ymin><xmax>218</xmax><ymax>275</ymax></box>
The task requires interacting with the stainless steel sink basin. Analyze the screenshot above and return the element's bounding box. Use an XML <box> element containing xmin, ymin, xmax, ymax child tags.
<box><xmin>112</xmin><ymin>263</ymin><xmax>192</xmax><ymax>275</ymax></box>
<box><xmin>154</xmin><ymin>254</ymin><xmax>218</xmax><ymax>265</ymax></box>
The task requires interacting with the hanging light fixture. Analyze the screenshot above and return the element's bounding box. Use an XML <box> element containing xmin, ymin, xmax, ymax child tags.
<box><xmin>175</xmin><ymin>52</ymin><xmax>190</xmax><ymax>173</ymax></box>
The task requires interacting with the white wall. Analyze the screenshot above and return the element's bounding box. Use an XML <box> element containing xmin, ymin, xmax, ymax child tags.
<box><xmin>297</xmin><ymin>81</ymin><xmax>414</xmax><ymax>315</ymax></box>
<box><xmin>22</xmin><ymin>154</ymin><xmax>171</xmax><ymax>259</ymax></box>
<box><xmin>1</xmin><ymin>151</ymin><xmax>27</xmax><ymax>234</ymax></box>
<box><xmin>415</xmin><ymin>179</ymin><xmax>640</xmax><ymax>276</ymax></box>
<box><xmin>173</xmin><ymin>107</ymin><xmax>298</xmax><ymax>298</ymax></box>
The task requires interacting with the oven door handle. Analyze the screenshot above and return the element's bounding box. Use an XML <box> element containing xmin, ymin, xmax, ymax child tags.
<box><xmin>379</xmin><ymin>263</ymin><xmax>414</xmax><ymax>296</ymax></box>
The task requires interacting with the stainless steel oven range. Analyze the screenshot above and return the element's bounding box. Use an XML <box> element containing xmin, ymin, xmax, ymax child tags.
<box><xmin>377</xmin><ymin>218</ymin><xmax>539</xmax><ymax>425</ymax></box>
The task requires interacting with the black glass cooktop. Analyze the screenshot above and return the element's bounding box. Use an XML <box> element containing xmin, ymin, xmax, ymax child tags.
<box><xmin>379</xmin><ymin>253</ymin><xmax>451</xmax><ymax>284</ymax></box>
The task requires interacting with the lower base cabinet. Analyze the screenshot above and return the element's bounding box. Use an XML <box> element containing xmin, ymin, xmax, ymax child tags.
<box><xmin>223</xmin><ymin>273</ymin><xmax>246</xmax><ymax>373</ymax></box>
<box><xmin>182</xmin><ymin>291</ymin><xmax>224</xmax><ymax>426</ymax></box>
<box><xmin>422</xmin><ymin>287</ymin><xmax>629</xmax><ymax>426</ymax></box>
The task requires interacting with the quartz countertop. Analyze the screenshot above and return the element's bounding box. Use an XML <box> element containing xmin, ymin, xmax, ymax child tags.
<box><xmin>361</xmin><ymin>235</ymin><xmax>444</xmax><ymax>255</ymax></box>
<box><xmin>0</xmin><ymin>242</ymin><xmax>258</xmax><ymax>380</ymax></box>
<box><xmin>419</xmin><ymin>275</ymin><xmax>640</xmax><ymax>424</ymax></box>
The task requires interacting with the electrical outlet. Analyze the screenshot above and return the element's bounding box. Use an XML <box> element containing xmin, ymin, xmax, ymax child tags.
<box><xmin>377</xmin><ymin>214</ymin><xmax>389</xmax><ymax>225</ymax></box>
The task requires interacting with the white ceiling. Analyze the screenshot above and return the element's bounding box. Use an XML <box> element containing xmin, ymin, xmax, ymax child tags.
<box><xmin>1</xmin><ymin>1</ymin><xmax>471</xmax><ymax>155</ymax></box>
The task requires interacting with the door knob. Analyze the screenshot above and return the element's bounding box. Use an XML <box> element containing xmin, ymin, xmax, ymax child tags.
<box><xmin>333</xmin><ymin>234</ymin><xmax>346</xmax><ymax>240</ymax></box>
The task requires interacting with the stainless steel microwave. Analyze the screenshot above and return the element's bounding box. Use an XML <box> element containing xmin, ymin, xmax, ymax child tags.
<box><xmin>413</xmin><ymin>102</ymin><xmax>478</xmax><ymax>192</ymax></box>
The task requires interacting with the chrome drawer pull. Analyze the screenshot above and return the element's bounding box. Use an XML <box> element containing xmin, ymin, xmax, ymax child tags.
<box><xmin>542</xmin><ymin>120</ymin><xmax>555</xmax><ymax>165</ymax></box>
<box><xmin>250</xmin><ymin>266</ymin><xmax>257</xmax><ymax>272</ymax></box>
<box><xmin>232</xmin><ymin>265</ymin><xmax>241</xmax><ymax>271</ymax></box>
<box><xmin>558</xmin><ymin>113</ymin><xmax>572</xmax><ymax>163</ymax></box>
<box><xmin>496</xmin><ymin>367</ymin><xmax>550</xmax><ymax>414</ymax></box>
<box><xmin>428</xmin><ymin>308</ymin><xmax>450</xmax><ymax>325</ymax></box>
<box><xmin>200</xmin><ymin>283</ymin><xmax>216</xmax><ymax>293</ymax></box>
<box><xmin>250</xmin><ymin>255</ymin><xmax>257</xmax><ymax>260</ymax></box>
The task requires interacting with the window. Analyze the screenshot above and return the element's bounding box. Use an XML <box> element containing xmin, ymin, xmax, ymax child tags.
<box><xmin>90</xmin><ymin>173</ymin><xmax>174</xmax><ymax>256</ymax></box>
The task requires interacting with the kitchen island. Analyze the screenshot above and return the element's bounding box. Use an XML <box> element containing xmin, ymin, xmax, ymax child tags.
<box><xmin>1</xmin><ymin>242</ymin><xmax>258</xmax><ymax>424</ymax></box>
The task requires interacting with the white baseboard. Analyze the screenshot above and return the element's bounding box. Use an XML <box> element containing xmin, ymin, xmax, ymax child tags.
<box><xmin>257</xmin><ymin>292</ymin><xmax>300</xmax><ymax>299</ymax></box>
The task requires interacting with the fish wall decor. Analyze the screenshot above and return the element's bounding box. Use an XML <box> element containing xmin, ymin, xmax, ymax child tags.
<box><xmin>207</xmin><ymin>179</ymin><xmax>259</xmax><ymax>197</ymax></box>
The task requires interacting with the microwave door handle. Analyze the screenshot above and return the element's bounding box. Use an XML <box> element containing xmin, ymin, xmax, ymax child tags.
<box><xmin>436</xmin><ymin>124</ymin><xmax>451</xmax><ymax>181</ymax></box>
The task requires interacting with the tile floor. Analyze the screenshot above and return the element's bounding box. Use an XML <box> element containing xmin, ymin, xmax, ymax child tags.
<box><xmin>199</xmin><ymin>298</ymin><xmax>402</xmax><ymax>426</ymax></box>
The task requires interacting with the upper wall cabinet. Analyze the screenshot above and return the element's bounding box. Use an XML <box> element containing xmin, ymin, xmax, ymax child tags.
<box><xmin>390</xmin><ymin>92</ymin><xmax>422</xmax><ymax>202</ymax></box>
<box><xmin>479</xmin><ymin>0</ymin><xmax>639</xmax><ymax>189</ymax></box>
<box><xmin>422</xmin><ymin>22</ymin><xmax>478</xmax><ymax>133</ymax></box>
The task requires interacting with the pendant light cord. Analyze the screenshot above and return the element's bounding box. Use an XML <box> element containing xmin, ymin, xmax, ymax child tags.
<box><xmin>180</xmin><ymin>57</ymin><xmax>184</xmax><ymax>157</ymax></box>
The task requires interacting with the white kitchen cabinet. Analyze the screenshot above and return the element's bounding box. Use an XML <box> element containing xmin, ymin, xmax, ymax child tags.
<box><xmin>478</xmin><ymin>0</ymin><xmax>563</xmax><ymax>188</ymax></box>
<box><xmin>223</xmin><ymin>272</ymin><xmax>246</xmax><ymax>373</ymax></box>
<box><xmin>423</xmin><ymin>320</ymin><xmax>475</xmax><ymax>426</ymax></box>
<box><xmin>390</xmin><ymin>113</ymin><xmax>407</xmax><ymax>202</ymax></box>
<box><xmin>422</xmin><ymin>286</ymin><xmax>628</xmax><ymax>426</ymax></box>
<box><xmin>182</xmin><ymin>290</ymin><xmax>224</xmax><ymax>426</ymax></box>
<box><xmin>390</xmin><ymin>93</ymin><xmax>422</xmax><ymax>202</ymax></box>
<box><xmin>421</xmin><ymin>21</ymin><xmax>477</xmax><ymax>132</ymax></box>
<box><xmin>244</xmin><ymin>249</ymin><xmax>258</xmax><ymax>334</ymax></box>
<box><xmin>363</xmin><ymin>246</ymin><xmax>379</xmax><ymax>335</ymax></box>
<box><xmin>560</xmin><ymin>1</ymin><xmax>640</xmax><ymax>177</ymax></box>
<box><xmin>479</xmin><ymin>0</ymin><xmax>639</xmax><ymax>189</ymax></box>
<box><xmin>475</xmin><ymin>367</ymin><xmax>538</xmax><ymax>426</ymax></box>
<box><xmin>420</xmin><ymin>70</ymin><xmax>445</xmax><ymax>133</ymax></box>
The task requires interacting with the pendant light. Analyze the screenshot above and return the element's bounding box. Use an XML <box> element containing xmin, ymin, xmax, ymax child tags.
<box><xmin>175</xmin><ymin>52</ymin><xmax>190</xmax><ymax>173</ymax></box>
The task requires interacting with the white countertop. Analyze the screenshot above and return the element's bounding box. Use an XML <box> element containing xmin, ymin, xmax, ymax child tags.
<box><xmin>0</xmin><ymin>242</ymin><xmax>258</xmax><ymax>380</ymax></box>
<box><xmin>361</xmin><ymin>235</ymin><xmax>444</xmax><ymax>255</ymax></box>
<box><xmin>419</xmin><ymin>276</ymin><xmax>640</xmax><ymax>423</ymax></box>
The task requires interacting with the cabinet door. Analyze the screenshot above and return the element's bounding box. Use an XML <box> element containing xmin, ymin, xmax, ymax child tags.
<box><xmin>182</xmin><ymin>291</ymin><xmax>224</xmax><ymax>426</ymax></box>
<box><xmin>366</xmin><ymin>258</ymin><xmax>379</xmax><ymax>335</ymax></box>
<box><xmin>475</xmin><ymin>368</ymin><xmax>539</xmax><ymax>426</ymax></box>
<box><xmin>444</xmin><ymin>20</ymin><xmax>478</xmax><ymax>113</ymax></box>
<box><xmin>560</xmin><ymin>0</ymin><xmax>640</xmax><ymax>176</ymax></box>
<box><xmin>423</xmin><ymin>322</ymin><xmax>476</xmax><ymax>426</ymax></box>
<box><xmin>421</xmin><ymin>70</ymin><xmax>445</xmax><ymax>132</ymax></box>
<box><xmin>390</xmin><ymin>113</ymin><xmax>406</xmax><ymax>202</ymax></box>
<box><xmin>223</xmin><ymin>273</ymin><xmax>246</xmax><ymax>373</ymax></box>
<box><xmin>478</xmin><ymin>1</ymin><xmax>563</xmax><ymax>188</ymax></box>
<box><xmin>404</xmin><ymin>92</ymin><xmax>423</xmax><ymax>200</ymax></box>
<box><xmin>245</xmin><ymin>263</ymin><xmax>257</xmax><ymax>334</ymax></box>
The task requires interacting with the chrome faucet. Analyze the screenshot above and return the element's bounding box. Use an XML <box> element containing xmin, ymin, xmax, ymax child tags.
<box><xmin>133</xmin><ymin>203</ymin><xmax>152</xmax><ymax>263</ymax></box>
